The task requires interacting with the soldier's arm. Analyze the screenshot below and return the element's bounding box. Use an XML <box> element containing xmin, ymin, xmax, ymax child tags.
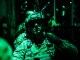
<box><xmin>47</xmin><ymin>32</ymin><xmax>78</xmax><ymax>56</ymax></box>
<box><xmin>11</xmin><ymin>40</ymin><xmax>27</xmax><ymax>60</ymax></box>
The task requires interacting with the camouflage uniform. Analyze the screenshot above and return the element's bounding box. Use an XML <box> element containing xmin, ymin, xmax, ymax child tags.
<box><xmin>11</xmin><ymin>33</ymin><xmax>78</xmax><ymax>60</ymax></box>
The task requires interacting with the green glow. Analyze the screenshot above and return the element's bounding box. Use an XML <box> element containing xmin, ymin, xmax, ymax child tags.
<box><xmin>54</xmin><ymin>0</ymin><xmax>56</xmax><ymax>21</ymax></box>
<box><xmin>70</xmin><ymin>2</ymin><xmax>72</xmax><ymax>4</ymax></box>
<box><xmin>62</xmin><ymin>11</ymin><xmax>65</xmax><ymax>16</ymax></box>
<box><xmin>52</xmin><ymin>20</ymin><xmax>58</xmax><ymax>26</ymax></box>
<box><xmin>56</xmin><ymin>8</ymin><xmax>59</xmax><ymax>11</ymax></box>
<box><xmin>0</xmin><ymin>37</ymin><xmax>13</xmax><ymax>60</ymax></box>
<box><xmin>62</xmin><ymin>5</ymin><xmax>65</xmax><ymax>8</ymax></box>
<box><xmin>48</xmin><ymin>19</ymin><xmax>59</xmax><ymax>27</ymax></box>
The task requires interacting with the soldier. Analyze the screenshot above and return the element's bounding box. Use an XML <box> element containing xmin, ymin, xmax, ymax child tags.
<box><xmin>11</xmin><ymin>11</ymin><xmax>78</xmax><ymax>60</ymax></box>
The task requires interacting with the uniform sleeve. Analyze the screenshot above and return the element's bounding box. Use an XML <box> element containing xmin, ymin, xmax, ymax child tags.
<box><xmin>57</xmin><ymin>40</ymin><xmax>78</xmax><ymax>60</ymax></box>
<box><xmin>46</xmin><ymin>32</ymin><xmax>78</xmax><ymax>55</ymax></box>
<box><xmin>11</xmin><ymin>40</ymin><xmax>27</xmax><ymax>60</ymax></box>
<box><xmin>14</xmin><ymin>32</ymin><xmax>27</xmax><ymax>48</ymax></box>
<box><xmin>46</xmin><ymin>32</ymin><xmax>78</xmax><ymax>59</ymax></box>
<box><xmin>59</xmin><ymin>40</ymin><xmax>78</xmax><ymax>55</ymax></box>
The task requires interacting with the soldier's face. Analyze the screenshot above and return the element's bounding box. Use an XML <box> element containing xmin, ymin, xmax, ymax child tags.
<box><xmin>31</xmin><ymin>23</ymin><xmax>42</xmax><ymax>35</ymax></box>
